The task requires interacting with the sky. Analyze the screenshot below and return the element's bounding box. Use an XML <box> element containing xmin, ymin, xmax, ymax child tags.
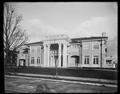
<box><xmin>10</xmin><ymin>2</ymin><xmax>117</xmax><ymax>43</ymax></box>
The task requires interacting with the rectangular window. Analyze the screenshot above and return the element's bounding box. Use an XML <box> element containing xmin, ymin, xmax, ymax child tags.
<box><xmin>31</xmin><ymin>57</ymin><xmax>34</xmax><ymax>64</ymax></box>
<box><xmin>93</xmin><ymin>56</ymin><xmax>99</xmax><ymax>64</ymax></box>
<box><xmin>37</xmin><ymin>57</ymin><xmax>40</xmax><ymax>64</ymax></box>
<box><xmin>106</xmin><ymin>60</ymin><xmax>112</xmax><ymax>64</ymax></box>
<box><xmin>93</xmin><ymin>43</ymin><xmax>99</xmax><ymax>50</ymax></box>
<box><xmin>83</xmin><ymin>44</ymin><xmax>89</xmax><ymax>50</ymax></box>
<box><xmin>84</xmin><ymin>56</ymin><xmax>89</xmax><ymax>64</ymax></box>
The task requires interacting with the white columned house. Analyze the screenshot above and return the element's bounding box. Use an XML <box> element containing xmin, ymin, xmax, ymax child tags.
<box><xmin>17</xmin><ymin>34</ymin><xmax>112</xmax><ymax>68</ymax></box>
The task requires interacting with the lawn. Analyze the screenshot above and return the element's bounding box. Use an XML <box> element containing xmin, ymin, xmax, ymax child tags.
<box><xmin>5</xmin><ymin>66</ymin><xmax>117</xmax><ymax>80</ymax></box>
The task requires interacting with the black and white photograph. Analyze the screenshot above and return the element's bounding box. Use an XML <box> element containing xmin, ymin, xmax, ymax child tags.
<box><xmin>4</xmin><ymin>2</ymin><xmax>118</xmax><ymax>93</ymax></box>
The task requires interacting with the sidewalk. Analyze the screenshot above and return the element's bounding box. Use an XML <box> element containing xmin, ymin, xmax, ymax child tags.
<box><xmin>8</xmin><ymin>72</ymin><xmax>117</xmax><ymax>87</ymax></box>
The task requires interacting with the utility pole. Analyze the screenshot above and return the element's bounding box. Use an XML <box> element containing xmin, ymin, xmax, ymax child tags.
<box><xmin>100</xmin><ymin>32</ymin><xmax>105</xmax><ymax>68</ymax></box>
<box><xmin>79</xmin><ymin>42</ymin><xmax>82</xmax><ymax>66</ymax></box>
<box><xmin>80</xmin><ymin>42</ymin><xmax>82</xmax><ymax>66</ymax></box>
<box><xmin>100</xmin><ymin>36</ymin><xmax>102</xmax><ymax>68</ymax></box>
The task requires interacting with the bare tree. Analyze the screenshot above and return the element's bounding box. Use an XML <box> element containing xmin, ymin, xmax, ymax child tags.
<box><xmin>4</xmin><ymin>3</ymin><xmax>28</xmax><ymax>66</ymax></box>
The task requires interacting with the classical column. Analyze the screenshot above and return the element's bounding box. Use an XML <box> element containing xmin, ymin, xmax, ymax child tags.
<box><xmin>43</xmin><ymin>44</ymin><xmax>46</xmax><ymax>67</ymax></box>
<box><xmin>58</xmin><ymin>43</ymin><xmax>61</xmax><ymax>67</ymax></box>
<box><xmin>47</xmin><ymin>44</ymin><xmax>50</xmax><ymax>67</ymax></box>
<box><xmin>53</xmin><ymin>56</ymin><xmax>54</xmax><ymax>67</ymax></box>
<box><xmin>63</xmin><ymin>43</ymin><xmax>67</xmax><ymax>67</ymax></box>
<box><xmin>79</xmin><ymin>43</ymin><xmax>82</xmax><ymax>65</ymax></box>
<box><xmin>51</xmin><ymin>55</ymin><xmax>54</xmax><ymax>67</ymax></box>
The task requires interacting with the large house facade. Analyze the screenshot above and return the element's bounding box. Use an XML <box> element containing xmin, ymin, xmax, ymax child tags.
<box><xmin>17</xmin><ymin>34</ymin><xmax>115</xmax><ymax>68</ymax></box>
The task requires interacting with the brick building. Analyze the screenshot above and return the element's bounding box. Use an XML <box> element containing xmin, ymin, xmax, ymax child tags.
<box><xmin>17</xmin><ymin>34</ymin><xmax>115</xmax><ymax>68</ymax></box>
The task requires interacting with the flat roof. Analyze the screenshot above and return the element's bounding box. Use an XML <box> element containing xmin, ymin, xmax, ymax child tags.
<box><xmin>25</xmin><ymin>36</ymin><xmax>108</xmax><ymax>45</ymax></box>
<box><xmin>26</xmin><ymin>41</ymin><xmax>43</xmax><ymax>45</ymax></box>
<box><xmin>72</xmin><ymin>36</ymin><xmax>108</xmax><ymax>40</ymax></box>
<box><xmin>71</xmin><ymin>36</ymin><xmax>108</xmax><ymax>42</ymax></box>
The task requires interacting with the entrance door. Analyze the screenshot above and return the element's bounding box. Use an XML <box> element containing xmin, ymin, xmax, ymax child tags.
<box><xmin>71</xmin><ymin>56</ymin><xmax>79</xmax><ymax>67</ymax></box>
<box><xmin>50</xmin><ymin>44</ymin><xmax>59</xmax><ymax>67</ymax></box>
<box><xmin>19</xmin><ymin>59</ymin><xmax>26</xmax><ymax>66</ymax></box>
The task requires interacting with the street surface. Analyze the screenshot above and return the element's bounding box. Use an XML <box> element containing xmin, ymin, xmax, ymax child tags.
<box><xmin>5</xmin><ymin>75</ymin><xmax>117</xmax><ymax>93</ymax></box>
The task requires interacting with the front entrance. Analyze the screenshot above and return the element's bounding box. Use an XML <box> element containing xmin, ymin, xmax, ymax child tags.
<box><xmin>19</xmin><ymin>59</ymin><xmax>26</xmax><ymax>66</ymax></box>
<box><xmin>50</xmin><ymin>44</ymin><xmax>59</xmax><ymax>67</ymax></box>
<box><xmin>71</xmin><ymin>56</ymin><xmax>79</xmax><ymax>67</ymax></box>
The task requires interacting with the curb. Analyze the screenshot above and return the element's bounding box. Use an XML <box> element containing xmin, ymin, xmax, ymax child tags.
<box><xmin>5</xmin><ymin>74</ymin><xmax>117</xmax><ymax>88</ymax></box>
<box><xmin>6</xmin><ymin>72</ymin><xmax>117</xmax><ymax>88</ymax></box>
<box><xmin>16</xmin><ymin>73</ymin><xmax>117</xmax><ymax>84</ymax></box>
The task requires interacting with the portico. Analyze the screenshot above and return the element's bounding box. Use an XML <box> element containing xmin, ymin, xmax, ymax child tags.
<box><xmin>43</xmin><ymin>34</ymin><xmax>69</xmax><ymax>68</ymax></box>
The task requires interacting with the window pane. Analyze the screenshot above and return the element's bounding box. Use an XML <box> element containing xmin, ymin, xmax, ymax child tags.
<box><xmin>37</xmin><ymin>58</ymin><xmax>38</xmax><ymax>64</ymax></box>
<box><xmin>87</xmin><ymin>58</ymin><xmax>89</xmax><ymax>64</ymax></box>
<box><xmin>96</xmin><ymin>58</ymin><xmax>99</xmax><ymax>64</ymax></box>
<box><xmin>84</xmin><ymin>56</ymin><xmax>89</xmax><ymax>64</ymax></box>
<box><xmin>93</xmin><ymin>56</ymin><xmax>99</xmax><ymax>64</ymax></box>
<box><xmin>32</xmin><ymin>57</ymin><xmax>34</xmax><ymax>64</ymax></box>
<box><xmin>84</xmin><ymin>58</ymin><xmax>86</xmax><ymax>64</ymax></box>
<box><xmin>39</xmin><ymin>58</ymin><xmax>40</xmax><ymax>64</ymax></box>
<box><xmin>93</xmin><ymin>58</ymin><xmax>95</xmax><ymax>64</ymax></box>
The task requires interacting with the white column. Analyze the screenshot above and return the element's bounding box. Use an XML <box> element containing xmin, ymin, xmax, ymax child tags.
<box><xmin>47</xmin><ymin>44</ymin><xmax>50</xmax><ymax>67</ymax></box>
<box><xmin>35</xmin><ymin>47</ymin><xmax>37</xmax><ymax>66</ymax></box>
<box><xmin>67</xmin><ymin>55</ymin><xmax>70</xmax><ymax>67</ymax></box>
<box><xmin>53</xmin><ymin>55</ymin><xmax>55</xmax><ymax>67</ymax></box>
<box><xmin>40</xmin><ymin>46</ymin><xmax>42</xmax><ymax>66</ymax></box>
<box><xmin>43</xmin><ymin>44</ymin><xmax>46</xmax><ymax>67</ymax></box>
<box><xmin>58</xmin><ymin>43</ymin><xmax>61</xmax><ymax>67</ymax></box>
<box><xmin>63</xmin><ymin>43</ymin><xmax>67</xmax><ymax>67</ymax></box>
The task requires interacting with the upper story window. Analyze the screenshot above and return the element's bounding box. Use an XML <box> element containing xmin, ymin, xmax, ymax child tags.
<box><xmin>93</xmin><ymin>56</ymin><xmax>99</xmax><ymax>64</ymax></box>
<box><xmin>93</xmin><ymin>43</ymin><xmax>99</xmax><ymax>50</ymax></box>
<box><xmin>84</xmin><ymin>56</ymin><xmax>89</xmax><ymax>64</ymax></box>
<box><xmin>83</xmin><ymin>44</ymin><xmax>89</xmax><ymax>50</ymax></box>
